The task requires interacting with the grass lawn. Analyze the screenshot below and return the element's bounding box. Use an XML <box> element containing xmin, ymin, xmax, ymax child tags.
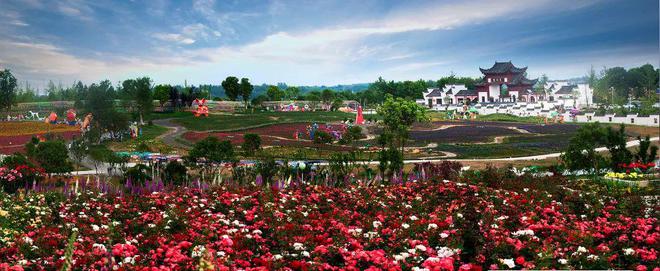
<box><xmin>172</xmin><ymin>111</ymin><xmax>355</xmax><ymax>131</ymax></box>
<box><xmin>475</xmin><ymin>113</ymin><xmax>545</xmax><ymax>123</ymax></box>
<box><xmin>107</xmin><ymin>124</ymin><xmax>171</xmax><ymax>152</ymax></box>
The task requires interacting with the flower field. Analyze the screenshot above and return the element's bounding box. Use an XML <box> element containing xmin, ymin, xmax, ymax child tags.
<box><xmin>0</xmin><ymin>122</ymin><xmax>79</xmax><ymax>137</ymax></box>
<box><xmin>184</xmin><ymin>123</ymin><xmax>354</xmax><ymax>150</ymax></box>
<box><xmin>0</xmin><ymin>179</ymin><xmax>657</xmax><ymax>270</ymax></box>
<box><xmin>0</xmin><ymin>122</ymin><xmax>80</xmax><ymax>154</ymax></box>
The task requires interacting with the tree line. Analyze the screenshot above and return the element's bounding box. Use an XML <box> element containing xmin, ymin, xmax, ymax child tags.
<box><xmin>588</xmin><ymin>64</ymin><xmax>658</xmax><ymax>111</ymax></box>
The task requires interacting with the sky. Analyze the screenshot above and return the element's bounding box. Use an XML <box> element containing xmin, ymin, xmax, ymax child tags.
<box><xmin>0</xmin><ymin>0</ymin><xmax>658</xmax><ymax>89</ymax></box>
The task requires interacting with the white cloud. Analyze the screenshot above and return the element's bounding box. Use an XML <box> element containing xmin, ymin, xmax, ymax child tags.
<box><xmin>152</xmin><ymin>33</ymin><xmax>196</xmax><ymax>45</ymax></box>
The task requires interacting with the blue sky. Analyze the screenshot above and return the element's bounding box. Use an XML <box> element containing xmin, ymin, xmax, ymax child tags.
<box><xmin>0</xmin><ymin>0</ymin><xmax>658</xmax><ymax>89</ymax></box>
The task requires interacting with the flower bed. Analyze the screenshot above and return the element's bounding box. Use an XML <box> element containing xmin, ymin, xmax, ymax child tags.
<box><xmin>184</xmin><ymin>123</ymin><xmax>353</xmax><ymax>150</ymax></box>
<box><xmin>0</xmin><ymin>179</ymin><xmax>657</xmax><ymax>270</ymax></box>
<box><xmin>0</xmin><ymin>122</ymin><xmax>78</xmax><ymax>137</ymax></box>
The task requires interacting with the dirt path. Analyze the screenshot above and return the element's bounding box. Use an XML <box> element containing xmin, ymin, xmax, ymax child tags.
<box><xmin>153</xmin><ymin>118</ymin><xmax>191</xmax><ymax>149</ymax></box>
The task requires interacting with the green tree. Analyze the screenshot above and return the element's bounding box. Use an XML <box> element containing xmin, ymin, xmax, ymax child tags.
<box><xmin>162</xmin><ymin>161</ymin><xmax>188</xmax><ymax>186</ymax></box>
<box><xmin>635</xmin><ymin>135</ymin><xmax>659</xmax><ymax>165</ymax></box>
<box><xmin>221</xmin><ymin>76</ymin><xmax>240</xmax><ymax>101</ymax></box>
<box><xmin>285</xmin><ymin>86</ymin><xmax>300</xmax><ymax>100</ymax></box>
<box><xmin>33</xmin><ymin>140</ymin><xmax>74</xmax><ymax>175</ymax></box>
<box><xmin>561</xmin><ymin>123</ymin><xmax>608</xmax><ymax>173</ymax></box>
<box><xmin>84</xmin><ymin>80</ymin><xmax>128</xmax><ymax>142</ymax></box>
<box><xmin>604</xmin><ymin>125</ymin><xmax>632</xmax><ymax>171</ymax></box>
<box><xmin>376</xmin><ymin>96</ymin><xmax>429</xmax><ymax>153</ymax></box>
<box><xmin>69</xmin><ymin>138</ymin><xmax>88</xmax><ymax>171</ymax></box>
<box><xmin>188</xmin><ymin>136</ymin><xmax>236</xmax><ymax>163</ymax></box>
<box><xmin>321</xmin><ymin>89</ymin><xmax>335</xmax><ymax>106</ymax></box>
<box><xmin>239</xmin><ymin>78</ymin><xmax>253</xmax><ymax>109</ymax></box>
<box><xmin>0</xmin><ymin>69</ymin><xmax>18</xmax><ymax>113</ymax></box>
<box><xmin>122</xmin><ymin>77</ymin><xmax>153</xmax><ymax>124</ymax></box>
<box><xmin>242</xmin><ymin>133</ymin><xmax>261</xmax><ymax>154</ymax></box>
<box><xmin>87</xmin><ymin>144</ymin><xmax>116</xmax><ymax>174</ymax></box>
<box><xmin>266</xmin><ymin>85</ymin><xmax>284</xmax><ymax>101</ymax></box>
<box><xmin>187</xmin><ymin>136</ymin><xmax>236</xmax><ymax>181</ymax></box>
<box><xmin>153</xmin><ymin>84</ymin><xmax>171</xmax><ymax>110</ymax></box>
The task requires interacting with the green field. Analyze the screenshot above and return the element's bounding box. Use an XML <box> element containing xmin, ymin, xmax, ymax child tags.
<box><xmin>171</xmin><ymin>111</ymin><xmax>354</xmax><ymax>131</ymax></box>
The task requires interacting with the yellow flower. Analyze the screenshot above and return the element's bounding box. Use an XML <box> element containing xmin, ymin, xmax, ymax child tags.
<box><xmin>0</xmin><ymin>209</ymin><xmax>7</xmax><ymax>217</ymax></box>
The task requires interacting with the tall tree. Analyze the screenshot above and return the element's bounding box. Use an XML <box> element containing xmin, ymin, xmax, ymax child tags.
<box><xmin>321</xmin><ymin>89</ymin><xmax>335</xmax><ymax>105</ymax></box>
<box><xmin>122</xmin><ymin>77</ymin><xmax>153</xmax><ymax>124</ymax></box>
<box><xmin>376</xmin><ymin>95</ymin><xmax>429</xmax><ymax>154</ymax></box>
<box><xmin>0</xmin><ymin>69</ymin><xmax>18</xmax><ymax>113</ymax></box>
<box><xmin>285</xmin><ymin>86</ymin><xmax>300</xmax><ymax>100</ymax></box>
<box><xmin>153</xmin><ymin>84</ymin><xmax>171</xmax><ymax>110</ymax></box>
<box><xmin>221</xmin><ymin>76</ymin><xmax>240</xmax><ymax>101</ymax></box>
<box><xmin>266</xmin><ymin>85</ymin><xmax>284</xmax><ymax>101</ymax></box>
<box><xmin>239</xmin><ymin>78</ymin><xmax>253</xmax><ymax>109</ymax></box>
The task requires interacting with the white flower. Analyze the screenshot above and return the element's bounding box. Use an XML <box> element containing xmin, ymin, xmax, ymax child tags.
<box><xmin>191</xmin><ymin>245</ymin><xmax>206</xmax><ymax>258</ymax></box>
<box><xmin>302</xmin><ymin>251</ymin><xmax>310</xmax><ymax>257</ymax></box>
<box><xmin>402</xmin><ymin>223</ymin><xmax>410</xmax><ymax>229</ymax></box>
<box><xmin>456</xmin><ymin>213</ymin><xmax>463</xmax><ymax>218</ymax></box>
<box><xmin>436</xmin><ymin>246</ymin><xmax>455</xmax><ymax>258</ymax></box>
<box><xmin>410</xmin><ymin>215</ymin><xmax>419</xmax><ymax>221</ymax></box>
<box><xmin>440</xmin><ymin>233</ymin><xmax>449</xmax><ymax>239</ymax></box>
<box><xmin>91</xmin><ymin>224</ymin><xmax>100</xmax><ymax>232</ymax></box>
<box><xmin>427</xmin><ymin>223</ymin><xmax>438</xmax><ymax>230</ymax></box>
<box><xmin>293</xmin><ymin>242</ymin><xmax>305</xmax><ymax>251</ymax></box>
<box><xmin>415</xmin><ymin>244</ymin><xmax>427</xmax><ymax>252</ymax></box>
<box><xmin>373</xmin><ymin>221</ymin><xmax>382</xmax><ymax>228</ymax></box>
<box><xmin>577</xmin><ymin>246</ymin><xmax>588</xmax><ymax>253</ymax></box>
<box><xmin>21</xmin><ymin>236</ymin><xmax>33</xmax><ymax>245</ymax></box>
<box><xmin>558</xmin><ymin>258</ymin><xmax>568</xmax><ymax>265</ymax></box>
<box><xmin>511</xmin><ymin>229</ymin><xmax>534</xmax><ymax>237</ymax></box>
<box><xmin>273</xmin><ymin>254</ymin><xmax>283</xmax><ymax>260</ymax></box>
<box><xmin>623</xmin><ymin>248</ymin><xmax>635</xmax><ymax>255</ymax></box>
<box><xmin>587</xmin><ymin>254</ymin><xmax>599</xmax><ymax>261</ymax></box>
<box><xmin>92</xmin><ymin>243</ymin><xmax>107</xmax><ymax>252</ymax></box>
<box><xmin>499</xmin><ymin>258</ymin><xmax>515</xmax><ymax>268</ymax></box>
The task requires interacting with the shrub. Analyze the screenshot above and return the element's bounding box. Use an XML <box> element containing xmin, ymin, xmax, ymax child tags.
<box><xmin>313</xmin><ymin>131</ymin><xmax>333</xmax><ymax>144</ymax></box>
<box><xmin>162</xmin><ymin>161</ymin><xmax>187</xmax><ymax>186</ymax></box>
<box><xmin>124</xmin><ymin>164</ymin><xmax>151</xmax><ymax>185</ymax></box>
<box><xmin>242</xmin><ymin>133</ymin><xmax>262</xmax><ymax>153</ymax></box>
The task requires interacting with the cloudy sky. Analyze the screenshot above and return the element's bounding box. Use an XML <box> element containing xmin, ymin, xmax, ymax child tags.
<box><xmin>0</xmin><ymin>0</ymin><xmax>658</xmax><ymax>89</ymax></box>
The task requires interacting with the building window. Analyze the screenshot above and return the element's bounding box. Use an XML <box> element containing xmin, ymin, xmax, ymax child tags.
<box><xmin>437</xmin><ymin>99</ymin><xmax>442</xmax><ymax>105</ymax></box>
<box><xmin>631</xmin><ymin>118</ymin><xmax>634</xmax><ymax>124</ymax></box>
<box><xmin>488</xmin><ymin>78</ymin><xmax>491</xmax><ymax>83</ymax></box>
<box><xmin>608</xmin><ymin>117</ymin><xmax>612</xmax><ymax>122</ymax></box>
<box><xmin>482</xmin><ymin>97</ymin><xmax>485</xmax><ymax>103</ymax></box>
<box><xmin>504</xmin><ymin>77</ymin><xmax>508</xmax><ymax>82</ymax></box>
<box><xmin>587</xmin><ymin>116</ymin><xmax>592</xmax><ymax>121</ymax></box>
<box><xmin>655</xmin><ymin>118</ymin><xmax>658</xmax><ymax>124</ymax></box>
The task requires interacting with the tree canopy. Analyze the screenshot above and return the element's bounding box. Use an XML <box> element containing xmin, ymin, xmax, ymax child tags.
<box><xmin>221</xmin><ymin>76</ymin><xmax>241</xmax><ymax>101</ymax></box>
<box><xmin>0</xmin><ymin>69</ymin><xmax>18</xmax><ymax>113</ymax></box>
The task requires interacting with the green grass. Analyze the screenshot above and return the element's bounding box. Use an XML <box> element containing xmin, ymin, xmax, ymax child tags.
<box><xmin>139</xmin><ymin>125</ymin><xmax>169</xmax><ymax>140</ymax></box>
<box><xmin>172</xmin><ymin>111</ymin><xmax>354</xmax><ymax>131</ymax></box>
<box><xmin>475</xmin><ymin>113</ymin><xmax>544</xmax><ymax>123</ymax></box>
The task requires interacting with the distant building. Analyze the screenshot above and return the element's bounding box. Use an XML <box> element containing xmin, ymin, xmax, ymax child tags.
<box><xmin>416</xmin><ymin>84</ymin><xmax>467</xmax><ymax>108</ymax></box>
<box><xmin>545</xmin><ymin>81</ymin><xmax>593</xmax><ymax>108</ymax></box>
<box><xmin>475</xmin><ymin>61</ymin><xmax>538</xmax><ymax>103</ymax></box>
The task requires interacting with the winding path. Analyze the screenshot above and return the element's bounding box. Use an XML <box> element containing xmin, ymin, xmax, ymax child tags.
<box><xmin>152</xmin><ymin>118</ymin><xmax>191</xmax><ymax>149</ymax></box>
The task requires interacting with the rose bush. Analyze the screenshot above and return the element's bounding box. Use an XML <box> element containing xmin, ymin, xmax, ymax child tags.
<box><xmin>0</xmin><ymin>178</ymin><xmax>657</xmax><ymax>270</ymax></box>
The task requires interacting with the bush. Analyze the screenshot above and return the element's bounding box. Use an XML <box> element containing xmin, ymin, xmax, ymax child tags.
<box><xmin>313</xmin><ymin>131</ymin><xmax>333</xmax><ymax>144</ymax></box>
<box><xmin>162</xmin><ymin>161</ymin><xmax>187</xmax><ymax>186</ymax></box>
<box><xmin>242</xmin><ymin>133</ymin><xmax>262</xmax><ymax>153</ymax></box>
<box><xmin>124</xmin><ymin>164</ymin><xmax>151</xmax><ymax>185</ymax></box>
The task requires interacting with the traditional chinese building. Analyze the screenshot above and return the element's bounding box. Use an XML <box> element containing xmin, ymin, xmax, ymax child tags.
<box><xmin>475</xmin><ymin>61</ymin><xmax>538</xmax><ymax>103</ymax></box>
